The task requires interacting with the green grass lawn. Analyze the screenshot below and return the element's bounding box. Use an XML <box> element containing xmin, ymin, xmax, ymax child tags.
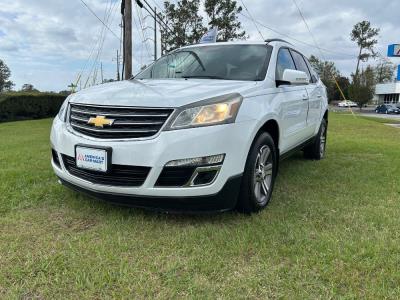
<box><xmin>1</xmin><ymin>114</ymin><xmax>400</xmax><ymax>299</ymax></box>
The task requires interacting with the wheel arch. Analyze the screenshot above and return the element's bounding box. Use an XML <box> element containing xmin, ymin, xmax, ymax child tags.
<box><xmin>258</xmin><ymin>119</ymin><xmax>280</xmax><ymax>150</ymax></box>
<box><xmin>246</xmin><ymin>118</ymin><xmax>280</xmax><ymax>159</ymax></box>
<box><xmin>323</xmin><ymin>109</ymin><xmax>328</xmax><ymax>123</ymax></box>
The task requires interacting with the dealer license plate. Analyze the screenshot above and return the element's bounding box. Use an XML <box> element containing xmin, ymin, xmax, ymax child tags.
<box><xmin>76</xmin><ymin>146</ymin><xmax>108</xmax><ymax>172</ymax></box>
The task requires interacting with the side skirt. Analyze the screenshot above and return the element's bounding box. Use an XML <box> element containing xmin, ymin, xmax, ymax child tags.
<box><xmin>279</xmin><ymin>136</ymin><xmax>315</xmax><ymax>161</ymax></box>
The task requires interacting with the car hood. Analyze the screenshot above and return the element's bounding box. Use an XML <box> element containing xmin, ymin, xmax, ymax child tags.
<box><xmin>69</xmin><ymin>79</ymin><xmax>260</xmax><ymax>107</ymax></box>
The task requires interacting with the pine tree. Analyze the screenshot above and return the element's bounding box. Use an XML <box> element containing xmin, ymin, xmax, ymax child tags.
<box><xmin>204</xmin><ymin>0</ymin><xmax>246</xmax><ymax>41</ymax></box>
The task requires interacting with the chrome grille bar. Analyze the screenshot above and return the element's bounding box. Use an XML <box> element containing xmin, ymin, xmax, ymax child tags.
<box><xmin>69</xmin><ymin>103</ymin><xmax>174</xmax><ymax>139</ymax></box>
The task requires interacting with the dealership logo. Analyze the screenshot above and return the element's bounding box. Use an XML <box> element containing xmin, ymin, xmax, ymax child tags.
<box><xmin>87</xmin><ymin>115</ymin><xmax>115</xmax><ymax>128</ymax></box>
<box><xmin>77</xmin><ymin>153</ymin><xmax>104</xmax><ymax>164</ymax></box>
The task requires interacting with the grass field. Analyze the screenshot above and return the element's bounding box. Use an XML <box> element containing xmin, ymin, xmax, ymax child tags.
<box><xmin>1</xmin><ymin>113</ymin><xmax>400</xmax><ymax>299</ymax></box>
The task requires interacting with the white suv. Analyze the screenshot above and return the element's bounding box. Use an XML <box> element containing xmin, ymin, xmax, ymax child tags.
<box><xmin>51</xmin><ymin>40</ymin><xmax>328</xmax><ymax>213</ymax></box>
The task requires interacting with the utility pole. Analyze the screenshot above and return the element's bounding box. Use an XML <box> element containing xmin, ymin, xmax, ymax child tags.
<box><xmin>123</xmin><ymin>0</ymin><xmax>132</xmax><ymax>79</ymax></box>
<box><xmin>154</xmin><ymin>7</ymin><xmax>157</xmax><ymax>60</ymax></box>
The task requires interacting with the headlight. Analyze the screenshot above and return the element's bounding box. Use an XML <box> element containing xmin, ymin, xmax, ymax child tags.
<box><xmin>165</xmin><ymin>93</ymin><xmax>243</xmax><ymax>130</ymax></box>
<box><xmin>57</xmin><ymin>97</ymin><xmax>70</xmax><ymax>122</ymax></box>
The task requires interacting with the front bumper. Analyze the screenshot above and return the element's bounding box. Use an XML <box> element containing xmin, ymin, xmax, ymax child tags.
<box><xmin>51</xmin><ymin>117</ymin><xmax>255</xmax><ymax>210</ymax></box>
<box><xmin>58</xmin><ymin>174</ymin><xmax>242</xmax><ymax>212</ymax></box>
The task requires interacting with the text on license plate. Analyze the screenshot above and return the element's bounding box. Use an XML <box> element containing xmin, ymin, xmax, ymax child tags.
<box><xmin>76</xmin><ymin>147</ymin><xmax>107</xmax><ymax>172</ymax></box>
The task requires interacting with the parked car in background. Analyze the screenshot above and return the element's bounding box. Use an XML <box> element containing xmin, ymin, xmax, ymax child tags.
<box><xmin>51</xmin><ymin>40</ymin><xmax>328</xmax><ymax>213</ymax></box>
<box><xmin>375</xmin><ymin>104</ymin><xmax>400</xmax><ymax>114</ymax></box>
<box><xmin>338</xmin><ymin>100</ymin><xmax>357</xmax><ymax>108</ymax></box>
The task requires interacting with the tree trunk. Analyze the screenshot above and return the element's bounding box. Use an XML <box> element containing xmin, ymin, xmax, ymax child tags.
<box><xmin>355</xmin><ymin>46</ymin><xmax>363</xmax><ymax>78</ymax></box>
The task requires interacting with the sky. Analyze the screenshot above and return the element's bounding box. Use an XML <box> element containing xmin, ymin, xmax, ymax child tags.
<box><xmin>0</xmin><ymin>0</ymin><xmax>399</xmax><ymax>92</ymax></box>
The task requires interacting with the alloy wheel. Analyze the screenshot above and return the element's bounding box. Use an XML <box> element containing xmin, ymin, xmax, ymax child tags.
<box><xmin>319</xmin><ymin>123</ymin><xmax>327</xmax><ymax>158</ymax></box>
<box><xmin>253</xmin><ymin>145</ymin><xmax>273</xmax><ymax>205</ymax></box>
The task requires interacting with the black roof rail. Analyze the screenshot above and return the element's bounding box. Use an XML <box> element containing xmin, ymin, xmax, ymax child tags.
<box><xmin>265</xmin><ymin>38</ymin><xmax>292</xmax><ymax>45</ymax></box>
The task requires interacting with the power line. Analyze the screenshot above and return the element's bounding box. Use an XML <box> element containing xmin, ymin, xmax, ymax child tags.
<box><xmin>291</xmin><ymin>0</ymin><xmax>323</xmax><ymax>58</ymax></box>
<box><xmin>239</xmin><ymin>11</ymin><xmax>356</xmax><ymax>59</ymax></box>
<box><xmin>76</xmin><ymin>0</ymin><xmax>116</xmax><ymax>88</ymax></box>
<box><xmin>133</xmin><ymin>3</ymin><xmax>152</xmax><ymax>60</ymax></box>
<box><xmin>148</xmin><ymin>0</ymin><xmax>163</xmax><ymax>13</ymax></box>
<box><xmin>290</xmin><ymin>0</ymin><xmax>349</xmax><ymax>103</ymax></box>
<box><xmin>79</xmin><ymin>0</ymin><xmax>121</xmax><ymax>41</ymax></box>
<box><xmin>239</xmin><ymin>0</ymin><xmax>264</xmax><ymax>40</ymax></box>
<box><xmin>85</xmin><ymin>0</ymin><xmax>117</xmax><ymax>87</ymax></box>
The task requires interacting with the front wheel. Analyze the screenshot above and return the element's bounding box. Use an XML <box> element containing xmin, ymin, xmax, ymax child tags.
<box><xmin>237</xmin><ymin>132</ymin><xmax>278</xmax><ymax>214</ymax></box>
<box><xmin>304</xmin><ymin>119</ymin><xmax>327</xmax><ymax>160</ymax></box>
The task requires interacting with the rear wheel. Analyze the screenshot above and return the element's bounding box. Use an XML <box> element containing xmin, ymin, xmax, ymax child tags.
<box><xmin>304</xmin><ymin>119</ymin><xmax>327</xmax><ymax>160</ymax></box>
<box><xmin>237</xmin><ymin>132</ymin><xmax>278</xmax><ymax>214</ymax></box>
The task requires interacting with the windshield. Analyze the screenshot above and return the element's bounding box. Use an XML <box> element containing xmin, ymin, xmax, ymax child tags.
<box><xmin>135</xmin><ymin>45</ymin><xmax>272</xmax><ymax>81</ymax></box>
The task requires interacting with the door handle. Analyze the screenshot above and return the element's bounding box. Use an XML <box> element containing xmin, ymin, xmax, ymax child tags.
<box><xmin>317</xmin><ymin>95</ymin><xmax>322</xmax><ymax>98</ymax></box>
<box><xmin>302</xmin><ymin>95</ymin><xmax>309</xmax><ymax>101</ymax></box>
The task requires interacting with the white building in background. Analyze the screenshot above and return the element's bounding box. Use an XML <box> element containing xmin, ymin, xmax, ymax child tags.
<box><xmin>375</xmin><ymin>82</ymin><xmax>400</xmax><ymax>104</ymax></box>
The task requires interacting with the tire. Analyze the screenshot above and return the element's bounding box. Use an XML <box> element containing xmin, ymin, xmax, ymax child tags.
<box><xmin>304</xmin><ymin>119</ymin><xmax>327</xmax><ymax>160</ymax></box>
<box><xmin>236</xmin><ymin>132</ymin><xmax>278</xmax><ymax>214</ymax></box>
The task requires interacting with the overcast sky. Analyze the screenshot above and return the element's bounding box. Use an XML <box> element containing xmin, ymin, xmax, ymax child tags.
<box><xmin>0</xmin><ymin>0</ymin><xmax>399</xmax><ymax>91</ymax></box>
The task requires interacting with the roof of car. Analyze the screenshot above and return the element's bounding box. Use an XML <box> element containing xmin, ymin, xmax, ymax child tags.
<box><xmin>180</xmin><ymin>39</ymin><xmax>292</xmax><ymax>49</ymax></box>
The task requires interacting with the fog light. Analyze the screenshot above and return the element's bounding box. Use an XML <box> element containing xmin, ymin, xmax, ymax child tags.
<box><xmin>165</xmin><ymin>154</ymin><xmax>225</xmax><ymax>167</ymax></box>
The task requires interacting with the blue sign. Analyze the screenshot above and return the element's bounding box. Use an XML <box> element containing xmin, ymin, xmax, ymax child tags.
<box><xmin>388</xmin><ymin>44</ymin><xmax>400</xmax><ymax>57</ymax></box>
<box><xmin>398</xmin><ymin>65</ymin><xmax>400</xmax><ymax>81</ymax></box>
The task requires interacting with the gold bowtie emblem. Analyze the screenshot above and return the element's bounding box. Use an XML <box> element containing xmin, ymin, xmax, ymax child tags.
<box><xmin>87</xmin><ymin>116</ymin><xmax>115</xmax><ymax>128</ymax></box>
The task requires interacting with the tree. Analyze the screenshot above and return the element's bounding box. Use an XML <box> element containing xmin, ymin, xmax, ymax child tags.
<box><xmin>160</xmin><ymin>0</ymin><xmax>246</xmax><ymax>52</ymax></box>
<box><xmin>160</xmin><ymin>0</ymin><xmax>206</xmax><ymax>53</ymax></box>
<box><xmin>349</xmin><ymin>65</ymin><xmax>375</xmax><ymax>110</ymax></box>
<box><xmin>374</xmin><ymin>59</ymin><xmax>395</xmax><ymax>84</ymax></box>
<box><xmin>350</xmin><ymin>21</ymin><xmax>380</xmax><ymax>77</ymax></box>
<box><xmin>21</xmin><ymin>84</ymin><xmax>38</xmax><ymax>92</ymax></box>
<box><xmin>59</xmin><ymin>90</ymin><xmax>72</xmax><ymax>96</ymax></box>
<box><xmin>333</xmin><ymin>76</ymin><xmax>350</xmax><ymax>100</ymax></box>
<box><xmin>204</xmin><ymin>0</ymin><xmax>246</xmax><ymax>41</ymax></box>
<box><xmin>0</xmin><ymin>59</ymin><xmax>14</xmax><ymax>92</ymax></box>
<box><xmin>309</xmin><ymin>55</ymin><xmax>341</xmax><ymax>102</ymax></box>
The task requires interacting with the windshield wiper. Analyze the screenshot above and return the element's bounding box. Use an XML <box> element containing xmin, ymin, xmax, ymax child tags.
<box><xmin>182</xmin><ymin>75</ymin><xmax>226</xmax><ymax>80</ymax></box>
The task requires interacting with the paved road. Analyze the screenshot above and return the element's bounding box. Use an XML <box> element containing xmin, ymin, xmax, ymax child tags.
<box><xmin>358</xmin><ymin>112</ymin><xmax>400</xmax><ymax>120</ymax></box>
<box><xmin>331</xmin><ymin>106</ymin><xmax>400</xmax><ymax>120</ymax></box>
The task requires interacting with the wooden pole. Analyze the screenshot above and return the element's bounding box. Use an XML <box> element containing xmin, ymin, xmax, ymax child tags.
<box><xmin>154</xmin><ymin>7</ymin><xmax>157</xmax><ymax>60</ymax></box>
<box><xmin>124</xmin><ymin>0</ymin><xmax>132</xmax><ymax>79</ymax></box>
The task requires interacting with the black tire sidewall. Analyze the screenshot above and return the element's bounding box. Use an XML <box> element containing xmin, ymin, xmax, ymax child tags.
<box><xmin>238</xmin><ymin>132</ymin><xmax>278</xmax><ymax>213</ymax></box>
<box><xmin>304</xmin><ymin>118</ymin><xmax>327</xmax><ymax>160</ymax></box>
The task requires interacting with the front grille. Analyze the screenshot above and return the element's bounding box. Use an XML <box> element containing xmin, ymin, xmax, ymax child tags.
<box><xmin>62</xmin><ymin>155</ymin><xmax>150</xmax><ymax>187</ymax></box>
<box><xmin>69</xmin><ymin>103</ymin><xmax>174</xmax><ymax>139</ymax></box>
<box><xmin>155</xmin><ymin>166</ymin><xmax>196</xmax><ymax>187</ymax></box>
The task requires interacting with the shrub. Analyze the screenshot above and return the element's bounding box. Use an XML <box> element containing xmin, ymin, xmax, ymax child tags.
<box><xmin>0</xmin><ymin>92</ymin><xmax>66</xmax><ymax>122</ymax></box>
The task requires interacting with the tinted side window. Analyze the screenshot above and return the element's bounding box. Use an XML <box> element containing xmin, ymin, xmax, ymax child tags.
<box><xmin>276</xmin><ymin>48</ymin><xmax>296</xmax><ymax>80</ymax></box>
<box><xmin>290</xmin><ymin>50</ymin><xmax>311</xmax><ymax>83</ymax></box>
<box><xmin>304</xmin><ymin>57</ymin><xmax>319</xmax><ymax>83</ymax></box>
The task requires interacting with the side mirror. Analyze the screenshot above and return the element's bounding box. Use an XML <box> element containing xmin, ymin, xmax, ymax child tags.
<box><xmin>277</xmin><ymin>69</ymin><xmax>309</xmax><ymax>86</ymax></box>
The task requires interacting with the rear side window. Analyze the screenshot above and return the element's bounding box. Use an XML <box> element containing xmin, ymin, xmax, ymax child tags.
<box><xmin>276</xmin><ymin>48</ymin><xmax>296</xmax><ymax>80</ymax></box>
<box><xmin>303</xmin><ymin>57</ymin><xmax>319</xmax><ymax>83</ymax></box>
<box><xmin>290</xmin><ymin>50</ymin><xmax>312</xmax><ymax>83</ymax></box>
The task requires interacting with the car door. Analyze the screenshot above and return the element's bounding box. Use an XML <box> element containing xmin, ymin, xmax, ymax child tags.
<box><xmin>275</xmin><ymin>48</ymin><xmax>309</xmax><ymax>152</ymax></box>
<box><xmin>290</xmin><ymin>50</ymin><xmax>322</xmax><ymax>137</ymax></box>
